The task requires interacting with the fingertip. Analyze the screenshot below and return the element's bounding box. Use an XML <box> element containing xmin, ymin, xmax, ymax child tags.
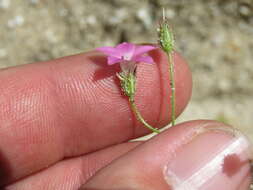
<box><xmin>81</xmin><ymin>120</ymin><xmax>252</xmax><ymax>190</ymax></box>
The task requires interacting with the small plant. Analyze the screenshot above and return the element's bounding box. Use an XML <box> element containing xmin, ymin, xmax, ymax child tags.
<box><xmin>97</xmin><ymin>9</ymin><xmax>177</xmax><ymax>133</ymax></box>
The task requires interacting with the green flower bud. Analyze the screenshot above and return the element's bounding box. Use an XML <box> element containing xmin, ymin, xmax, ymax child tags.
<box><xmin>157</xmin><ymin>11</ymin><xmax>174</xmax><ymax>53</ymax></box>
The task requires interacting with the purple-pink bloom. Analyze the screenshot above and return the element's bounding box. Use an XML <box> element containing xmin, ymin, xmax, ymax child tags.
<box><xmin>96</xmin><ymin>42</ymin><xmax>156</xmax><ymax>66</ymax></box>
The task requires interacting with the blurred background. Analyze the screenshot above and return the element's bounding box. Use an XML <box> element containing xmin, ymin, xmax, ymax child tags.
<box><xmin>0</xmin><ymin>0</ymin><xmax>252</xmax><ymax>139</ymax></box>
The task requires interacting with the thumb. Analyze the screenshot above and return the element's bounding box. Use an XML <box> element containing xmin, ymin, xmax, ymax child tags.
<box><xmin>80</xmin><ymin>120</ymin><xmax>252</xmax><ymax>190</ymax></box>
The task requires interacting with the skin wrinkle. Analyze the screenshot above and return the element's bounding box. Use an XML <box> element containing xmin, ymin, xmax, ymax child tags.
<box><xmin>39</xmin><ymin>66</ymin><xmax>64</xmax><ymax>146</ymax></box>
<box><xmin>55</xmin><ymin>73</ymin><xmax>92</xmax><ymax>158</ymax></box>
<box><xmin>52</xmin><ymin>58</ymin><xmax>102</xmax><ymax>157</ymax></box>
<box><xmin>23</xmin><ymin>72</ymin><xmax>63</xmax><ymax>169</ymax></box>
<box><xmin>18</xmin><ymin>66</ymin><xmax>84</xmax><ymax>179</ymax></box>
<box><xmin>49</xmin><ymin>69</ymin><xmax>75</xmax><ymax>160</ymax></box>
<box><xmin>43</xmin><ymin>67</ymin><xmax>67</xmax><ymax>162</ymax></box>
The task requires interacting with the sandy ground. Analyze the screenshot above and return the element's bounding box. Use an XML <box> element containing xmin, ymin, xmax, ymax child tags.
<box><xmin>0</xmin><ymin>0</ymin><xmax>252</xmax><ymax>140</ymax></box>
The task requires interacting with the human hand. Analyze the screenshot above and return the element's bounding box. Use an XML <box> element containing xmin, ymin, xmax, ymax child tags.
<box><xmin>1</xmin><ymin>48</ymin><xmax>251</xmax><ymax>189</ymax></box>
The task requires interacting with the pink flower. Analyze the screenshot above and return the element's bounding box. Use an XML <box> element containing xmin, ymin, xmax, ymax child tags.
<box><xmin>96</xmin><ymin>42</ymin><xmax>156</xmax><ymax>66</ymax></box>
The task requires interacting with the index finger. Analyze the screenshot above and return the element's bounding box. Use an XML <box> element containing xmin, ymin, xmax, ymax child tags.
<box><xmin>0</xmin><ymin>48</ymin><xmax>192</xmax><ymax>185</ymax></box>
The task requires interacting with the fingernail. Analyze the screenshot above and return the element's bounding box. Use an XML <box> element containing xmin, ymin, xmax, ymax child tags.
<box><xmin>164</xmin><ymin>128</ymin><xmax>252</xmax><ymax>190</ymax></box>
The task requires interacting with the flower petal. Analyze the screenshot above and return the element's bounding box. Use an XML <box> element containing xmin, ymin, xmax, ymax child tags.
<box><xmin>134</xmin><ymin>45</ymin><xmax>157</xmax><ymax>57</ymax></box>
<box><xmin>107</xmin><ymin>56</ymin><xmax>122</xmax><ymax>65</ymax></box>
<box><xmin>116</xmin><ymin>42</ymin><xmax>136</xmax><ymax>60</ymax></box>
<box><xmin>134</xmin><ymin>55</ymin><xmax>154</xmax><ymax>64</ymax></box>
<box><xmin>96</xmin><ymin>47</ymin><xmax>121</xmax><ymax>58</ymax></box>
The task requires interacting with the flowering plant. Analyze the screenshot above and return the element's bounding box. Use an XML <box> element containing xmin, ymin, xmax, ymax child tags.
<box><xmin>97</xmin><ymin>42</ymin><xmax>160</xmax><ymax>133</ymax></box>
<box><xmin>96</xmin><ymin>10</ymin><xmax>176</xmax><ymax>133</ymax></box>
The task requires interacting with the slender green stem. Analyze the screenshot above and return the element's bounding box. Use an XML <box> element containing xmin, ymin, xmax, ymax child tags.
<box><xmin>167</xmin><ymin>52</ymin><xmax>176</xmax><ymax>126</ymax></box>
<box><xmin>129</xmin><ymin>97</ymin><xmax>160</xmax><ymax>134</ymax></box>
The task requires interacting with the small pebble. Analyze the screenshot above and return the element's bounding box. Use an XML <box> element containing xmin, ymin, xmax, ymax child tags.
<box><xmin>29</xmin><ymin>0</ymin><xmax>39</xmax><ymax>4</ymax></box>
<box><xmin>166</xmin><ymin>9</ymin><xmax>175</xmax><ymax>19</ymax></box>
<box><xmin>109</xmin><ymin>9</ymin><xmax>127</xmax><ymax>24</ymax></box>
<box><xmin>86</xmin><ymin>15</ymin><xmax>97</xmax><ymax>25</ymax></box>
<box><xmin>7</xmin><ymin>15</ymin><xmax>25</xmax><ymax>28</ymax></box>
<box><xmin>137</xmin><ymin>8</ymin><xmax>152</xmax><ymax>28</ymax></box>
<box><xmin>45</xmin><ymin>30</ymin><xmax>58</xmax><ymax>43</ymax></box>
<box><xmin>238</xmin><ymin>3</ymin><xmax>252</xmax><ymax>17</ymax></box>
